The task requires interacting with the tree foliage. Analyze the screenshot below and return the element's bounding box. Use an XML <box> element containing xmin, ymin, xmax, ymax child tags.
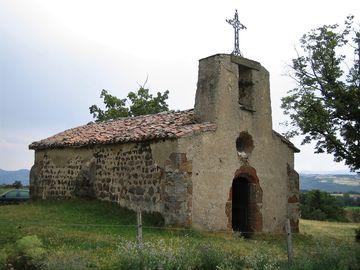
<box><xmin>89</xmin><ymin>86</ymin><xmax>169</xmax><ymax>122</ymax></box>
<box><xmin>300</xmin><ymin>190</ymin><xmax>346</xmax><ymax>221</ymax></box>
<box><xmin>12</xmin><ymin>181</ymin><xmax>22</xmax><ymax>189</ymax></box>
<box><xmin>281</xmin><ymin>16</ymin><xmax>360</xmax><ymax>172</ymax></box>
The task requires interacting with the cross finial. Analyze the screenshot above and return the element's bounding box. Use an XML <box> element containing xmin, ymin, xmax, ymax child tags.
<box><xmin>226</xmin><ymin>9</ymin><xmax>246</xmax><ymax>56</ymax></box>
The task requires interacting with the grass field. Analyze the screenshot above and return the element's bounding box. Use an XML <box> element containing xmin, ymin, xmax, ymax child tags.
<box><xmin>0</xmin><ymin>200</ymin><xmax>359</xmax><ymax>269</ymax></box>
<box><xmin>346</xmin><ymin>206</ymin><xmax>360</xmax><ymax>210</ymax></box>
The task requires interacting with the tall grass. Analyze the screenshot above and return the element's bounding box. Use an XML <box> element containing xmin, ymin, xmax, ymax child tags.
<box><xmin>0</xmin><ymin>200</ymin><xmax>359</xmax><ymax>269</ymax></box>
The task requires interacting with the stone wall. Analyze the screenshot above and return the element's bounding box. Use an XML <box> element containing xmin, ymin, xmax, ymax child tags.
<box><xmin>163</xmin><ymin>153</ymin><xmax>193</xmax><ymax>226</ymax></box>
<box><xmin>30</xmin><ymin>141</ymin><xmax>193</xmax><ymax>226</ymax></box>
<box><xmin>178</xmin><ymin>54</ymin><xmax>299</xmax><ymax>232</ymax></box>
<box><xmin>94</xmin><ymin>143</ymin><xmax>163</xmax><ymax>212</ymax></box>
<box><xmin>30</xmin><ymin>155</ymin><xmax>84</xmax><ymax>199</ymax></box>
<box><xmin>287</xmin><ymin>164</ymin><xmax>300</xmax><ymax>232</ymax></box>
<box><xmin>30</xmin><ymin>54</ymin><xmax>299</xmax><ymax>233</ymax></box>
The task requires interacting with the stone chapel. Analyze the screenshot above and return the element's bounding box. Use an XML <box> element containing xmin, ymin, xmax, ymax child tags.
<box><xmin>29</xmin><ymin>54</ymin><xmax>300</xmax><ymax>233</ymax></box>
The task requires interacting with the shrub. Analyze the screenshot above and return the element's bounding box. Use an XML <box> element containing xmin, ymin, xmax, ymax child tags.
<box><xmin>355</xmin><ymin>227</ymin><xmax>360</xmax><ymax>242</ymax></box>
<box><xmin>12</xmin><ymin>181</ymin><xmax>22</xmax><ymax>189</ymax></box>
<box><xmin>197</xmin><ymin>242</ymin><xmax>226</xmax><ymax>270</ymax></box>
<box><xmin>6</xmin><ymin>235</ymin><xmax>46</xmax><ymax>270</ymax></box>
<box><xmin>345</xmin><ymin>208</ymin><xmax>360</xmax><ymax>222</ymax></box>
<box><xmin>0</xmin><ymin>250</ymin><xmax>7</xmax><ymax>270</ymax></box>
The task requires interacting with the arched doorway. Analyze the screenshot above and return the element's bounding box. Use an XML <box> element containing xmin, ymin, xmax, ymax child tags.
<box><xmin>226</xmin><ymin>166</ymin><xmax>263</xmax><ymax>234</ymax></box>
<box><xmin>232</xmin><ymin>177</ymin><xmax>250</xmax><ymax>233</ymax></box>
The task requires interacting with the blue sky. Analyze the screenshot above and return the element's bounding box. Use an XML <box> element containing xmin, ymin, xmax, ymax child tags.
<box><xmin>0</xmin><ymin>0</ymin><xmax>359</xmax><ymax>172</ymax></box>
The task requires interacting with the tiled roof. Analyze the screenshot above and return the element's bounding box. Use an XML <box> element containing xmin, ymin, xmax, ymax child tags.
<box><xmin>273</xmin><ymin>131</ymin><xmax>300</xmax><ymax>153</ymax></box>
<box><xmin>29</xmin><ymin>109</ymin><xmax>216</xmax><ymax>150</ymax></box>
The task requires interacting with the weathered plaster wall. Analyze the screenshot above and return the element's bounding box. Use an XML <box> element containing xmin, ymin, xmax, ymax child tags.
<box><xmin>30</xmin><ymin>140</ymin><xmax>193</xmax><ymax>226</ymax></box>
<box><xmin>30</xmin><ymin>53</ymin><xmax>299</xmax><ymax>233</ymax></box>
<box><xmin>186</xmin><ymin>54</ymin><xmax>299</xmax><ymax>232</ymax></box>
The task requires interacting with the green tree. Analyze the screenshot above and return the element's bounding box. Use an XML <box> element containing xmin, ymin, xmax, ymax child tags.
<box><xmin>281</xmin><ymin>16</ymin><xmax>360</xmax><ymax>172</ymax></box>
<box><xmin>300</xmin><ymin>190</ymin><xmax>346</xmax><ymax>221</ymax></box>
<box><xmin>89</xmin><ymin>85</ymin><xmax>169</xmax><ymax>122</ymax></box>
<box><xmin>127</xmin><ymin>87</ymin><xmax>169</xmax><ymax>117</ymax></box>
<box><xmin>12</xmin><ymin>180</ymin><xmax>22</xmax><ymax>189</ymax></box>
<box><xmin>89</xmin><ymin>89</ymin><xmax>129</xmax><ymax>121</ymax></box>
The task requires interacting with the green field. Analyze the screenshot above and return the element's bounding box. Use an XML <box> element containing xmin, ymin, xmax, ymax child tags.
<box><xmin>0</xmin><ymin>200</ymin><xmax>359</xmax><ymax>269</ymax></box>
<box><xmin>345</xmin><ymin>206</ymin><xmax>360</xmax><ymax>210</ymax></box>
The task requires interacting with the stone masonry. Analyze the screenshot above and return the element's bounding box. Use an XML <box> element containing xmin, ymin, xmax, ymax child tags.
<box><xmin>30</xmin><ymin>53</ymin><xmax>300</xmax><ymax>232</ymax></box>
<box><xmin>30</xmin><ymin>141</ymin><xmax>193</xmax><ymax>226</ymax></box>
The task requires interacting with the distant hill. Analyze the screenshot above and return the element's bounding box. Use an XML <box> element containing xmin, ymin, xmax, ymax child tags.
<box><xmin>0</xmin><ymin>169</ymin><xmax>30</xmax><ymax>186</ymax></box>
<box><xmin>300</xmin><ymin>169</ymin><xmax>356</xmax><ymax>175</ymax></box>
<box><xmin>300</xmin><ymin>174</ymin><xmax>360</xmax><ymax>193</ymax></box>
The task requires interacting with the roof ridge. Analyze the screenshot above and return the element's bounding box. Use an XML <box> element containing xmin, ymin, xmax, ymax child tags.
<box><xmin>95</xmin><ymin>108</ymin><xmax>195</xmax><ymax>124</ymax></box>
<box><xmin>272</xmin><ymin>130</ymin><xmax>300</xmax><ymax>153</ymax></box>
<box><xmin>29</xmin><ymin>108</ymin><xmax>215</xmax><ymax>150</ymax></box>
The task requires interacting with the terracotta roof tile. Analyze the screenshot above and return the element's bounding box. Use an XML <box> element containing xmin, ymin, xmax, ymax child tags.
<box><xmin>29</xmin><ymin>109</ymin><xmax>216</xmax><ymax>150</ymax></box>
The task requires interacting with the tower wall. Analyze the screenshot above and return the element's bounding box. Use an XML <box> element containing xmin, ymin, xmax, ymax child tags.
<box><xmin>184</xmin><ymin>54</ymin><xmax>299</xmax><ymax>232</ymax></box>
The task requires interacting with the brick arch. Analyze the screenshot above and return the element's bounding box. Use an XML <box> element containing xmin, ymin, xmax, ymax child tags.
<box><xmin>225</xmin><ymin>165</ymin><xmax>263</xmax><ymax>232</ymax></box>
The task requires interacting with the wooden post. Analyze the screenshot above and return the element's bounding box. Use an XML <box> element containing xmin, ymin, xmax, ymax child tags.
<box><xmin>285</xmin><ymin>218</ymin><xmax>293</xmax><ymax>264</ymax></box>
<box><xmin>136</xmin><ymin>210</ymin><xmax>143</xmax><ymax>245</ymax></box>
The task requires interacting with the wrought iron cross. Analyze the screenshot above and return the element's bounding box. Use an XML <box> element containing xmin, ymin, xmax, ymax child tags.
<box><xmin>226</xmin><ymin>10</ymin><xmax>246</xmax><ymax>56</ymax></box>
